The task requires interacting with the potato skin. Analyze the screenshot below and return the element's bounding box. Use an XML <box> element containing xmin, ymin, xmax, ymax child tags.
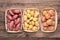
<box><xmin>16</xmin><ymin>23</ymin><xmax>20</xmax><ymax>31</ymax></box>
<box><xmin>7</xmin><ymin>14</ymin><xmax>13</xmax><ymax>20</ymax></box>
<box><xmin>15</xmin><ymin>18</ymin><xmax>21</xmax><ymax>25</ymax></box>
<box><xmin>13</xmin><ymin>15</ymin><xmax>18</xmax><ymax>20</ymax></box>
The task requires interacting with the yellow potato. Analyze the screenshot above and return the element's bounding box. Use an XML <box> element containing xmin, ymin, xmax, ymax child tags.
<box><xmin>23</xmin><ymin>26</ymin><xmax>28</xmax><ymax>30</ymax></box>
<box><xmin>26</xmin><ymin>9</ymin><xmax>30</xmax><ymax>14</ymax></box>
<box><xmin>34</xmin><ymin>11</ymin><xmax>39</xmax><ymax>17</ymax></box>
<box><xmin>28</xmin><ymin>21</ymin><xmax>32</xmax><ymax>25</ymax></box>
<box><xmin>33</xmin><ymin>17</ymin><xmax>38</xmax><ymax>21</ymax></box>
<box><xmin>27</xmin><ymin>13</ymin><xmax>31</xmax><ymax>18</ymax></box>
<box><xmin>31</xmin><ymin>21</ymin><xmax>35</xmax><ymax>25</ymax></box>
<box><xmin>29</xmin><ymin>17</ymin><xmax>33</xmax><ymax>20</ymax></box>
<box><xmin>24</xmin><ymin>11</ymin><xmax>27</xmax><ymax>15</ymax></box>
<box><xmin>26</xmin><ymin>20</ymin><xmax>30</xmax><ymax>23</ymax></box>
<box><xmin>32</xmin><ymin>26</ymin><xmax>38</xmax><ymax>31</ymax></box>
<box><xmin>30</xmin><ymin>11</ymin><xmax>34</xmax><ymax>16</ymax></box>
<box><xmin>24</xmin><ymin>22</ymin><xmax>29</xmax><ymax>27</ymax></box>
<box><xmin>29</xmin><ymin>25</ymin><xmax>33</xmax><ymax>29</ymax></box>
<box><xmin>24</xmin><ymin>15</ymin><xmax>27</xmax><ymax>21</ymax></box>
<box><xmin>34</xmin><ymin>21</ymin><xmax>39</xmax><ymax>26</ymax></box>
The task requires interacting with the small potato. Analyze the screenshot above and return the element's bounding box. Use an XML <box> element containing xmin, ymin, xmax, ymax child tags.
<box><xmin>12</xmin><ymin>9</ymin><xmax>20</xmax><ymax>14</ymax></box>
<box><xmin>24</xmin><ymin>11</ymin><xmax>27</xmax><ymax>15</ymax></box>
<box><xmin>52</xmin><ymin>21</ymin><xmax>55</xmax><ymax>26</ymax></box>
<box><xmin>15</xmin><ymin>18</ymin><xmax>21</xmax><ymax>25</ymax></box>
<box><xmin>31</xmin><ymin>21</ymin><xmax>35</xmax><ymax>25</ymax></box>
<box><xmin>45</xmin><ymin>13</ymin><xmax>51</xmax><ymax>19</ymax></box>
<box><xmin>35</xmin><ymin>21</ymin><xmax>39</xmax><ymax>26</ymax></box>
<box><xmin>7</xmin><ymin>19</ymin><xmax>10</xmax><ymax>23</ymax></box>
<box><xmin>13</xmin><ymin>15</ymin><xmax>18</xmax><ymax>20</ymax></box>
<box><xmin>16</xmin><ymin>23</ymin><xmax>20</xmax><ymax>31</ymax></box>
<box><xmin>26</xmin><ymin>9</ymin><xmax>30</xmax><ymax>14</ymax></box>
<box><xmin>33</xmin><ymin>17</ymin><xmax>38</xmax><ymax>21</ymax></box>
<box><xmin>43</xmin><ymin>22</ymin><xmax>48</xmax><ymax>27</ymax></box>
<box><xmin>9</xmin><ymin>21</ymin><xmax>14</xmax><ymax>30</ymax></box>
<box><xmin>28</xmin><ymin>21</ymin><xmax>32</xmax><ymax>25</ymax></box>
<box><xmin>47</xmin><ymin>19</ymin><xmax>53</xmax><ymax>25</ymax></box>
<box><xmin>32</xmin><ymin>26</ymin><xmax>38</xmax><ymax>31</ymax></box>
<box><xmin>29</xmin><ymin>17</ymin><xmax>33</xmax><ymax>20</ymax></box>
<box><xmin>42</xmin><ymin>16</ymin><xmax>46</xmax><ymax>22</ymax></box>
<box><xmin>48</xmin><ymin>26</ymin><xmax>54</xmax><ymax>31</ymax></box>
<box><xmin>51</xmin><ymin>16</ymin><xmax>55</xmax><ymax>20</ymax></box>
<box><xmin>48</xmin><ymin>10</ymin><xmax>55</xmax><ymax>16</ymax></box>
<box><xmin>7</xmin><ymin>14</ymin><xmax>13</xmax><ymax>20</ymax></box>
<box><xmin>27</xmin><ymin>13</ymin><xmax>31</xmax><ymax>18</ymax></box>
<box><xmin>29</xmin><ymin>25</ymin><xmax>33</xmax><ymax>29</ymax></box>
<box><xmin>24</xmin><ymin>15</ymin><xmax>27</xmax><ymax>21</ymax></box>
<box><xmin>9</xmin><ymin>10</ymin><xmax>14</xmax><ymax>15</ymax></box>
<box><xmin>30</xmin><ymin>11</ymin><xmax>34</xmax><ymax>16</ymax></box>
<box><xmin>42</xmin><ymin>11</ymin><xmax>47</xmax><ymax>16</ymax></box>
<box><xmin>23</xmin><ymin>26</ymin><xmax>28</xmax><ymax>30</ymax></box>
<box><xmin>43</xmin><ymin>27</ymin><xmax>47</xmax><ymax>31</ymax></box>
<box><xmin>34</xmin><ymin>11</ymin><xmax>39</xmax><ymax>17</ymax></box>
<box><xmin>24</xmin><ymin>22</ymin><xmax>29</xmax><ymax>27</ymax></box>
<box><xmin>26</xmin><ymin>20</ymin><xmax>30</xmax><ymax>23</ymax></box>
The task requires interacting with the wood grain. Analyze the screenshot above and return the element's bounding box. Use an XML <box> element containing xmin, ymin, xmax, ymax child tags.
<box><xmin>0</xmin><ymin>0</ymin><xmax>60</xmax><ymax>38</ymax></box>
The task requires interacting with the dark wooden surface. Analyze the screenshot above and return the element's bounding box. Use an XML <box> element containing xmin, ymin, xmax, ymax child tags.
<box><xmin>0</xmin><ymin>0</ymin><xmax>60</xmax><ymax>39</ymax></box>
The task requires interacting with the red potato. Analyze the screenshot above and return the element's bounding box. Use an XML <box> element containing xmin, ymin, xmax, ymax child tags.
<box><xmin>12</xmin><ymin>9</ymin><xmax>20</xmax><ymax>14</ymax></box>
<box><xmin>15</xmin><ymin>18</ymin><xmax>21</xmax><ymax>25</ymax></box>
<box><xmin>48</xmin><ymin>10</ymin><xmax>55</xmax><ymax>16</ymax></box>
<box><xmin>43</xmin><ymin>27</ymin><xmax>47</xmax><ymax>31</ymax></box>
<box><xmin>47</xmin><ymin>19</ymin><xmax>53</xmax><ymax>25</ymax></box>
<box><xmin>9</xmin><ymin>10</ymin><xmax>14</xmax><ymax>15</ymax></box>
<box><xmin>7</xmin><ymin>19</ymin><xmax>10</xmax><ymax>23</ymax></box>
<box><xmin>7</xmin><ymin>14</ymin><xmax>13</xmax><ymax>20</ymax></box>
<box><xmin>15</xmin><ymin>23</ymin><xmax>20</xmax><ymax>31</ymax></box>
<box><xmin>9</xmin><ymin>21</ymin><xmax>14</xmax><ymax>30</ymax></box>
<box><xmin>13</xmin><ymin>15</ymin><xmax>18</xmax><ymax>20</ymax></box>
<box><xmin>42</xmin><ymin>16</ymin><xmax>46</xmax><ymax>22</ymax></box>
<box><xmin>51</xmin><ymin>16</ymin><xmax>55</xmax><ymax>20</ymax></box>
<box><xmin>7</xmin><ymin>23</ymin><xmax>10</xmax><ymax>29</ymax></box>
<box><xmin>43</xmin><ymin>22</ymin><xmax>48</xmax><ymax>27</ymax></box>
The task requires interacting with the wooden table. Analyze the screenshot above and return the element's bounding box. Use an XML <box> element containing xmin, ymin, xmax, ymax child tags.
<box><xmin>0</xmin><ymin>0</ymin><xmax>60</xmax><ymax>39</ymax></box>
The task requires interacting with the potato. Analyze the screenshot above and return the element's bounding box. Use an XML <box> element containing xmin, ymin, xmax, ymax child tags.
<box><xmin>15</xmin><ymin>18</ymin><xmax>21</xmax><ymax>25</ymax></box>
<box><xmin>24</xmin><ymin>15</ymin><xmax>27</xmax><ymax>21</ymax></box>
<box><xmin>47</xmin><ymin>19</ymin><xmax>53</xmax><ymax>25</ymax></box>
<box><xmin>9</xmin><ymin>10</ymin><xmax>14</xmax><ymax>15</ymax></box>
<box><xmin>26</xmin><ymin>20</ymin><xmax>30</xmax><ymax>23</ymax></box>
<box><xmin>13</xmin><ymin>15</ymin><xmax>18</xmax><ymax>20</ymax></box>
<box><xmin>16</xmin><ymin>23</ymin><xmax>20</xmax><ymax>31</ymax></box>
<box><xmin>9</xmin><ymin>21</ymin><xmax>14</xmax><ymax>30</ymax></box>
<box><xmin>42</xmin><ymin>16</ymin><xmax>46</xmax><ymax>22</ymax></box>
<box><xmin>24</xmin><ymin>22</ymin><xmax>29</xmax><ymax>27</ymax></box>
<box><xmin>32</xmin><ymin>26</ymin><xmax>38</xmax><ymax>31</ymax></box>
<box><xmin>31</xmin><ymin>21</ymin><xmax>35</xmax><ymax>25</ymax></box>
<box><xmin>43</xmin><ymin>27</ymin><xmax>47</xmax><ymax>31</ymax></box>
<box><xmin>42</xmin><ymin>11</ymin><xmax>47</xmax><ymax>16</ymax></box>
<box><xmin>7</xmin><ymin>14</ymin><xmax>13</xmax><ymax>20</ymax></box>
<box><xmin>51</xmin><ymin>16</ymin><xmax>55</xmax><ymax>20</ymax></box>
<box><xmin>27</xmin><ymin>9</ymin><xmax>30</xmax><ymax>14</ymax></box>
<box><xmin>12</xmin><ymin>9</ymin><xmax>20</xmax><ymax>14</ymax></box>
<box><xmin>27</xmin><ymin>13</ymin><xmax>31</xmax><ymax>18</ymax></box>
<box><xmin>30</xmin><ymin>11</ymin><xmax>34</xmax><ymax>16</ymax></box>
<box><xmin>45</xmin><ymin>13</ymin><xmax>51</xmax><ymax>19</ymax></box>
<box><xmin>23</xmin><ymin>26</ymin><xmax>28</xmax><ymax>30</ymax></box>
<box><xmin>34</xmin><ymin>11</ymin><xmax>39</xmax><ymax>17</ymax></box>
<box><xmin>48</xmin><ymin>26</ymin><xmax>54</xmax><ymax>31</ymax></box>
<box><xmin>43</xmin><ymin>22</ymin><xmax>48</xmax><ymax>27</ymax></box>
<box><xmin>7</xmin><ymin>19</ymin><xmax>10</xmax><ymax>23</ymax></box>
<box><xmin>48</xmin><ymin>10</ymin><xmax>55</xmax><ymax>16</ymax></box>
<box><xmin>33</xmin><ymin>17</ymin><xmax>38</xmax><ymax>21</ymax></box>
<box><xmin>52</xmin><ymin>21</ymin><xmax>55</xmax><ymax>26</ymax></box>
<box><xmin>35</xmin><ymin>21</ymin><xmax>39</xmax><ymax>26</ymax></box>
